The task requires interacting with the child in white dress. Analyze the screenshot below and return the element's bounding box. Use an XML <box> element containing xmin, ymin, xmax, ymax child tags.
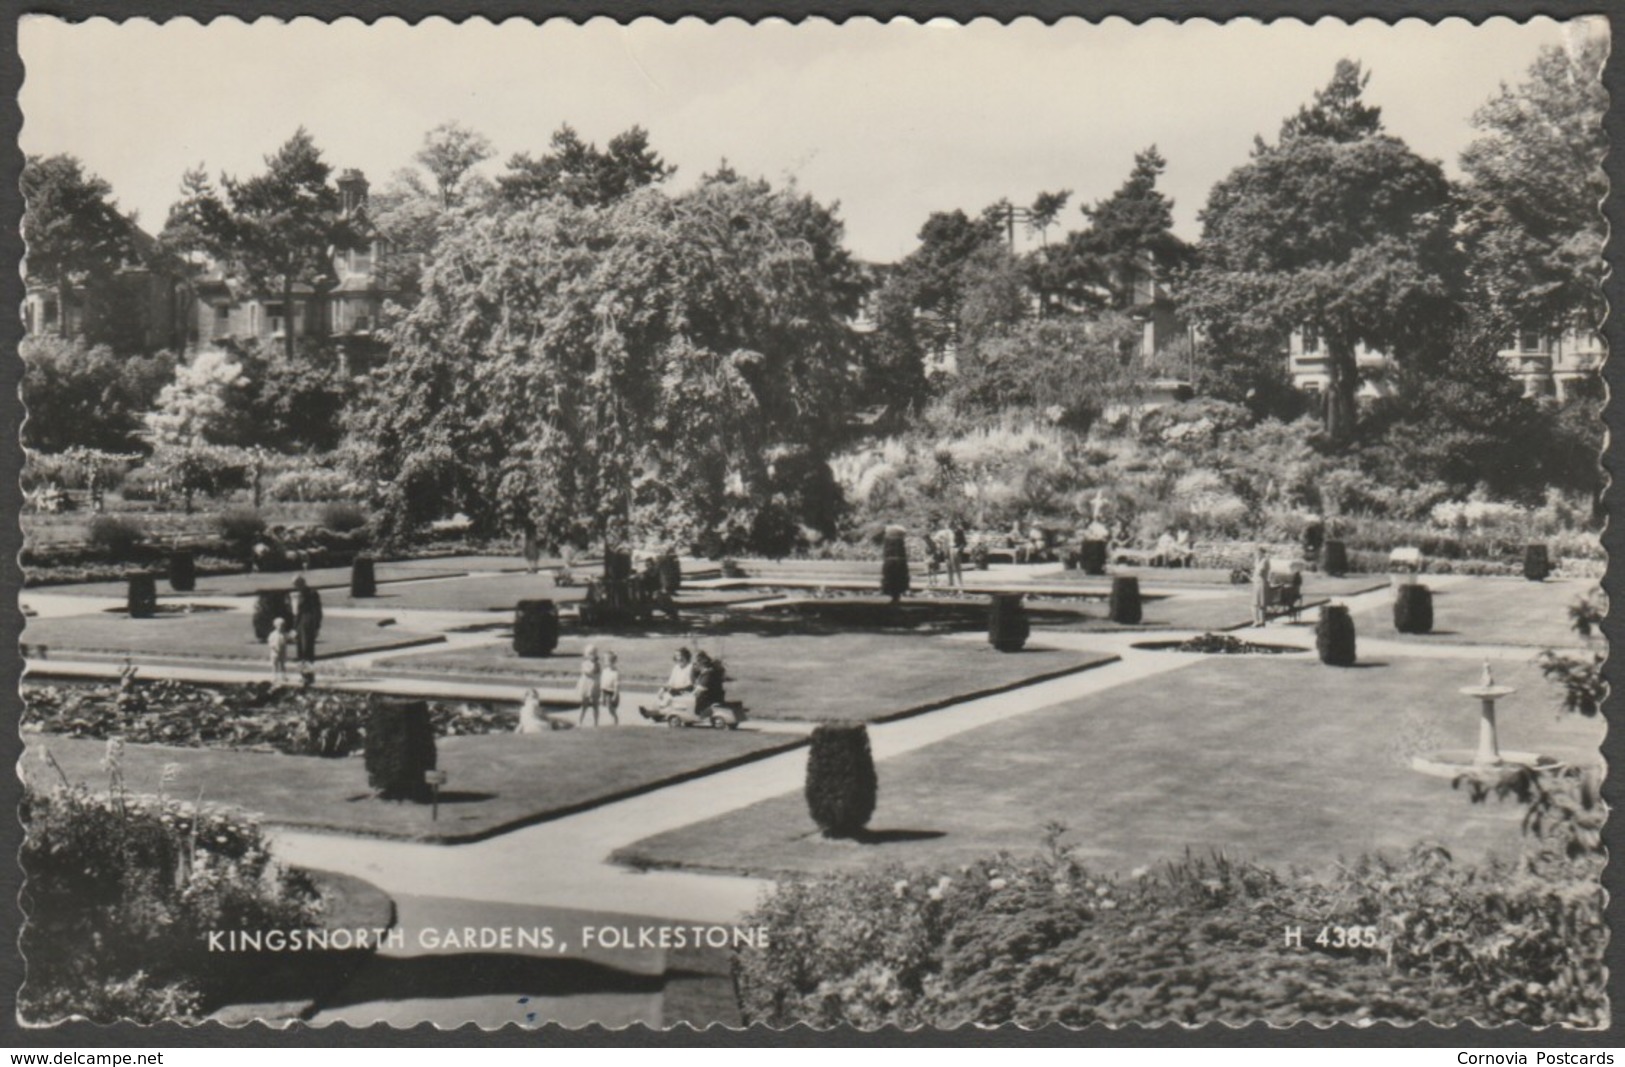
<box><xmin>599</xmin><ymin>651</ymin><xmax>621</xmax><ymax>726</ymax></box>
<box><xmin>268</xmin><ymin>618</ymin><xmax>290</xmax><ymax>683</ymax></box>
<box><xmin>576</xmin><ymin>645</ymin><xmax>602</xmax><ymax>726</ymax></box>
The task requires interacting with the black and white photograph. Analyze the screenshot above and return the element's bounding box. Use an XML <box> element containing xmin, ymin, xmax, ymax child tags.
<box><xmin>12</xmin><ymin>12</ymin><xmax>1612</xmax><ymax>1033</ymax></box>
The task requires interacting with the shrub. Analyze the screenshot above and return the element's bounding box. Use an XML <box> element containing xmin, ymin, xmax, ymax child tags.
<box><xmin>805</xmin><ymin>722</ymin><xmax>878</xmax><ymax>838</ymax></box>
<box><xmin>1079</xmin><ymin>539</ymin><xmax>1107</xmax><ymax>576</ymax></box>
<box><xmin>364</xmin><ymin>698</ymin><xmax>437</xmax><ymax>802</ymax></box>
<box><xmin>252</xmin><ymin>589</ymin><xmax>293</xmax><ymax>642</ymax></box>
<box><xmin>513</xmin><ymin>599</ymin><xmax>560</xmax><ymax>658</ymax></box>
<box><xmin>116</xmin><ymin>464</ymin><xmax>165</xmax><ymax>503</ymax></box>
<box><xmin>1316</xmin><ymin>603</ymin><xmax>1357</xmax><ymax>666</ymax></box>
<box><xmin>126</xmin><ymin>573</ymin><xmax>158</xmax><ymax>619</ymax></box>
<box><xmin>1393</xmin><ymin>583</ymin><xmax>1433</xmax><ymax>634</ymax></box>
<box><xmin>988</xmin><ymin>593</ymin><xmax>1030</xmax><ymax>652</ymax></box>
<box><xmin>214</xmin><ymin>506</ymin><xmax>266</xmax><ymax>548</ymax></box>
<box><xmin>167</xmin><ymin>551</ymin><xmax>196</xmax><ymax>593</ymax></box>
<box><xmin>1524</xmin><ymin>543</ymin><xmax>1551</xmax><ymax>581</ymax></box>
<box><xmin>1321</xmin><ymin>539</ymin><xmax>1349</xmax><ymax>577</ymax></box>
<box><xmin>318</xmin><ymin>501</ymin><xmax>368</xmax><ymax>534</ymax></box>
<box><xmin>20</xmin><ymin>778</ymin><xmax>320</xmax><ymax>1024</ymax></box>
<box><xmin>732</xmin><ymin>839</ymin><xmax>1603</xmax><ymax>1029</ymax></box>
<box><xmin>267</xmin><ymin>467</ymin><xmax>351</xmax><ymax>503</ymax></box>
<box><xmin>350</xmin><ymin>556</ymin><xmax>377</xmax><ymax>598</ymax></box>
<box><xmin>658</xmin><ymin>552</ymin><xmax>682</xmax><ymax>596</ymax></box>
<box><xmin>1109</xmin><ymin>576</ymin><xmax>1142</xmax><ymax>625</ymax></box>
<box><xmin>87</xmin><ymin>515</ymin><xmax>145</xmax><ymax>561</ymax></box>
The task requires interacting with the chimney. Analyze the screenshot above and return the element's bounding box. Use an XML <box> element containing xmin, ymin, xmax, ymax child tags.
<box><xmin>337</xmin><ymin>169</ymin><xmax>369</xmax><ymax>214</ymax></box>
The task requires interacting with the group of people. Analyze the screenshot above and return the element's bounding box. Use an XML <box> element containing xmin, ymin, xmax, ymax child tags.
<box><xmin>267</xmin><ymin>576</ymin><xmax>323</xmax><ymax>684</ymax></box>
<box><xmin>513</xmin><ymin>644</ymin><xmax>728</xmax><ymax>733</ymax></box>
<box><xmin>926</xmin><ymin>522</ymin><xmax>967</xmax><ymax>588</ymax></box>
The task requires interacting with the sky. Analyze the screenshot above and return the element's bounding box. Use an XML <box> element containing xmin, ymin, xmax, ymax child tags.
<box><xmin>19</xmin><ymin>15</ymin><xmax>1606</xmax><ymax>263</ymax></box>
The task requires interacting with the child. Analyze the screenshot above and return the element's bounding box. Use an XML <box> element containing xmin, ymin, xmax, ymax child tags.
<box><xmin>517</xmin><ymin>688</ymin><xmax>547</xmax><ymax>734</ymax></box>
<box><xmin>576</xmin><ymin>645</ymin><xmax>601</xmax><ymax>726</ymax></box>
<box><xmin>599</xmin><ymin>651</ymin><xmax>621</xmax><ymax>726</ymax></box>
<box><xmin>268</xmin><ymin>617</ymin><xmax>290</xmax><ymax>683</ymax></box>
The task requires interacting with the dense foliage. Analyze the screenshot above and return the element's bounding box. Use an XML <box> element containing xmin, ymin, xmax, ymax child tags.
<box><xmin>21</xmin><ymin>770</ymin><xmax>321</xmax><ymax>1023</ymax></box>
<box><xmin>21</xmin><ymin>336</ymin><xmax>175</xmax><ymax>452</ymax></box>
<box><xmin>355</xmin><ymin>169</ymin><xmax>863</xmax><ymax>556</ymax></box>
<box><xmin>734</xmin><ymin>829</ymin><xmax>1605</xmax><ymax>1028</ymax></box>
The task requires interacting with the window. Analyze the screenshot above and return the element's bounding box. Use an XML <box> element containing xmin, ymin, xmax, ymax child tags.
<box><xmin>1519</xmin><ymin>330</ymin><xmax>1542</xmax><ymax>353</ymax></box>
<box><xmin>213</xmin><ymin>304</ymin><xmax>230</xmax><ymax>337</ymax></box>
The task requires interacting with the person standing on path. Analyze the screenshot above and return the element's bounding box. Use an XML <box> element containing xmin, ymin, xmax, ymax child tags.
<box><xmin>599</xmin><ymin>651</ymin><xmax>621</xmax><ymax>726</ymax></box>
<box><xmin>522</xmin><ymin>521</ymin><xmax>541</xmax><ymax>575</ymax></box>
<box><xmin>268</xmin><ymin>617</ymin><xmax>290</xmax><ymax>684</ymax></box>
<box><xmin>577</xmin><ymin>645</ymin><xmax>602</xmax><ymax>726</ymax></box>
<box><xmin>292</xmin><ymin>576</ymin><xmax>323</xmax><ymax>683</ymax></box>
<box><xmin>937</xmin><ymin>524</ymin><xmax>963</xmax><ymax>590</ymax></box>
<box><xmin>1250</xmin><ymin>545</ymin><xmax>1272</xmax><ymax>627</ymax></box>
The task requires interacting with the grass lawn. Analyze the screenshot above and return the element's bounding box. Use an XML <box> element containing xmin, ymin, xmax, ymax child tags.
<box><xmin>614</xmin><ymin>654</ymin><xmax>1603</xmax><ymax>879</ymax></box>
<box><xmin>23</xmin><ymin>610</ymin><xmax>444</xmax><ymax>663</ymax></box>
<box><xmin>44</xmin><ymin>564</ymin><xmax>470</xmax><ymax>599</ymax></box>
<box><xmin>1352</xmin><ymin>577</ymin><xmax>1597</xmax><ymax>649</ymax></box>
<box><xmin>389</xmin><ymin>631</ymin><xmax>1117</xmax><ymax>723</ymax></box>
<box><xmin>323</xmin><ymin>572</ymin><xmax>590</xmax><ymax>611</ymax></box>
<box><xmin>26</xmin><ymin>728</ymin><xmax>799</xmax><ymax>843</ymax></box>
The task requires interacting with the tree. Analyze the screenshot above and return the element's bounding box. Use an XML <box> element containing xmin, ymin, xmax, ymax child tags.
<box><xmin>22</xmin><ymin>155</ymin><xmax>134</xmax><ymax>340</ymax></box>
<box><xmin>163</xmin><ymin>129</ymin><xmax>361</xmax><ymax>359</ymax></box>
<box><xmin>1460</xmin><ymin>37</ymin><xmax>1607</xmax><ymax>340</ymax></box>
<box><xmin>414</xmin><ymin>121</ymin><xmax>494</xmax><ymax>208</ymax></box>
<box><xmin>1185</xmin><ymin>61</ymin><xmax>1463</xmax><ymax>446</ymax></box>
<box><xmin>1026</xmin><ymin>189</ymin><xmax>1071</xmax><ymax>245</ymax></box>
<box><xmin>498</xmin><ymin>124</ymin><xmax>674</xmax><ymax>208</ymax></box>
<box><xmin>144</xmin><ymin>348</ymin><xmax>250</xmax><ymax>449</ymax></box>
<box><xmin>945</xmin><ymin>311</ymin><xmax>1145</xmax><ymax>432</ymax></box>
<box><xmin>355</xmin><ymin>173</ymin><xmax>863</xmax><ymax>554</ymax></box>
<box><xmin>21</xmin><ymin>335</ymin><xmax>174</xmax><ymax>453</ymax></box>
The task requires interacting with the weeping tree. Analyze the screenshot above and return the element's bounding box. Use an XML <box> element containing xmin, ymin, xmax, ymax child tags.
<box><xmin>354</xmin><ymin>168</ymin><xmax>862</xmax><ymax>560</ymax></box>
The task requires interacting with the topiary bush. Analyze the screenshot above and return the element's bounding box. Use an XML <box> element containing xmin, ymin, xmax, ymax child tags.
<box><xmin>1109</xmin><ymin>576</ymin><xmax>1142</xmax><ymax>625</ymax></box>
<box><xmin>318</xmin><ymin>501</ymin><xmax>368</xmax><ymax>534</ymax></box>
<box><xmin>1393</xmin><ymin>583</ymin><xmax>1433</xmax><ymax>634</ymax></box>
<box><xmin>126</xmin><ymin>573</ymin><xmax>158</xmax><ymax>619</ymax></box>
<box><xmin>513</xmin><ymin>599</ymin><xmax>560</xmax><ymax>657</ymax></box>
<box><xmin>988</xmin><ymin>593</ymin><xmax>1030</xmax><ymax>652</ymax></box>
<box><xmin>214</xmin><ymin>507</ymin><xmax>266</xmax><ymax>551</ymax></box>
<box><xmin>364</xmin><ymin>698</ymin><xmax>437</xmax><ymax>802</ymax></box>
<box><xmin>88</xmin><ymin>515</ymin><xmax>145</xmax><ymax>562</ymax></box>
<box><xmin>880</xmin><ymin>525</ymin><xmax>910</xmax><ymax>603</ymax></box>
<box><xmin>350</xmin><ymin>557</ymin><xmax>377</xmax><ymax>598</ymax></box>
<box><xmin>805</xmin><ymin>722</ymin><xmax>878</xmax><ymax>838</ymax></box>
<box><xmin>1322</xmin><ymin>539</ymin><xmax>1349</xmax><ymax>577</ymax></box>
<box><xmin>167</xmin><ymin>551</ymin><xmax>195</xmax><ymax>593</ymax></box>
<box><xmin>252</xmin><ymin>589</ymin><xmax>293</xmax><ymax>642</ymax></box>
<box><xmin>1524</xmin><ymin>543</ymin><xmax>1551</xmax><ymax>582</ymax></box>
<box><xmin>658</xmin><ymin>552</ymin><xmax>682</xmax><ymax>596</ymax></box>
<box><xmin>1316</xmin><ymin>603</ymin><xmax>1357</xmax><ymax>666</ymax></box>
<box><xmin>1079</xmin><ymin>539</ymin><xmax>1107</xmax><ymax>576</ymax></box>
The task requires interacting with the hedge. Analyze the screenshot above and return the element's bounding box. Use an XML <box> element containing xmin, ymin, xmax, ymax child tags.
<box><xmin>1316</xmin><ymin>603</ymin><xmax>1357</xmax><ymax>666</ymax></box>
<box><xmin>127</xmin><ymin>573</ymin><xmax>158</xmax><ymax>619</ymax></box>
<box><xmin>364</xmin><ymin>698</ymin><xmax>437</xmax><ymax>802</ymax></box>
<box><xmin>988</xmin><ymin>593</ymin><xmax>1030</xmax><ymax>652</ymax></box>
<box><xmin>513</xmin><ymin>599</ymin><xmax>560</xmax><ymax>658</ymax></box>
<box><xmin>1079</xmin><ymin>539</ymin><xmax>1108</xmax><ymax>576</ymax></box>
<box><xmin>1393</xmin><ymin>584</ymin><xmax>1433</xmax><ymax>635</ymax></box>
<box><xmin>1109</xmin><ymin>576</ymin><xmax>1141</xmax><ymax>625</ymax></box>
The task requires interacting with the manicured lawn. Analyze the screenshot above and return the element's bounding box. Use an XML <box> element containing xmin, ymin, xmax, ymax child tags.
<box><xmin>323</xmin><ymin>572</ymin><xmax>590</xmax><ymax>611</ymax></box>
<box><xmin>25</xmin><ymin>728</ymin><xmax>799</xmax><ymax>843</ymax></box>
<box><xmin>45</xmin><ymin>564</ymin><xmax>470</xmax><ymax>599</ymax></box>
<box><xmin>614</xmin><ymin>654</ymin><xmax>1604</xmax><ymax>879</ymax></box>
<box><xmin>1352</xmin><ymin>577</ymin><xmax>1597</xmax><ymax>649</ymax></box>
<box><xmin>23</xmin><ymin>610</ymin><xmax>444</xmax><ymax>663</ymax></box>
<box><xmin>389</xmin><ymin>631</ymin><xmax>1118</xmax><ymax>723</ymax></box>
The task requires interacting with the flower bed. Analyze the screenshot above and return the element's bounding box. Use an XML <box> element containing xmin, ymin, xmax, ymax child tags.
<box><xmin>22</xmin><ymin>677</ymin><xmax>516</xmax><ymax>757</ymax></box>
<box><xmin>1135</xmin><ymin>632</ymin><xmax>1303</xmax><ymax>655</ymax></box>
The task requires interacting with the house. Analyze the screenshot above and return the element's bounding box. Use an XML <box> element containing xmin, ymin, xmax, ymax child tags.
<box><xmin>188</xmin><ymin>169</ymin><xmax>394</xmax><ymax>355</ymax></box>
<box><xmin>22</xmin><ymin>220</ymin><xmax>190</xmax><ymax>353</ymax></box>
<box><xmin>1287</xmin><ymin>328</ymin><xmax>1604</xmax><ymax>403</ymax></box>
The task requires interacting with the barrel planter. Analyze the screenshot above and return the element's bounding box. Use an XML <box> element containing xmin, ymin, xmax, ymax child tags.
<box><xmin>1393</xmin><ymin>583</ymin><xmax>1433</xmax><ymax>634</ymax></box>
<box><xmin>658</xmin><ymin>553</ymin><xmax>682</xmax><ymax>596</ymax></box>
<box><xmin>988</xmin><ymin>593</ymin><xmax>1031</xmax><ymax>652</ymax></box>
<box><xmin>127</xmin><ymin>573</ymin><xmax>158</xmax><ymax>619</ymax></box>
<box><xmin>350</xmin><ymin>556</ymin><xmax>377</xmax><ymax>598</ymax></box>
<box><xmin>1109</xmin><ymin>575</ymin><xmax>1142</xmax><ymax>625</ymax></box>
<box><xmin>880</xmin><ymin>525</ymin><xmax>910</xmax><ymax>602</ymax></box>
<box><xmin>1316</xmin><ymin>603</ymin><xmax>1357</xmax><ymax>666</ymax></box>
<box><xmin>252</xmin><ymin>589</ymin><xmax>293</xmax><ymax>642</ymax></box>
<box><xmin>364</xmin><ymin>699</ymin><xmax>437</xmax><ymax>802</ymax></box>
<box><xmin>167</xmin><ymin>551</ymin><xmax>196</xmax><ymax>593</ymax></box>
<box><xmin>1321</xmin><ymin>539</ymin><xmax>1349</xmax><ymax>578</ymax></box>
<box><xmin>1302</xmin><ymin>521</ymin><xmax>1326</xmax><ymax>561</ymax></box>
<box><xmin>1079</xmin><ymin>539</ymin><xmax>1108</xmax><ymax>576</ymax></box>
<box><xmin>513</xmin><ymin>599</ymin><xmax>560</xmax><ymax>657</ymax></box>
<box><xmin>1523</xmin><ymin>544</ymin><xmax>1551</xmax><ymax>582</ymax></box>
